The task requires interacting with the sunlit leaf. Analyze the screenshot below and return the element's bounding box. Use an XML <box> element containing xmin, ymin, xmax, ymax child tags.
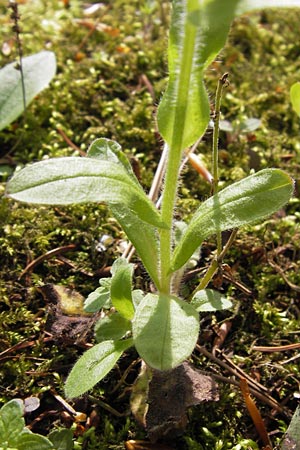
<box><xmin>157</xmin><ymin>0</ymin><xmax>300</xmax><ymax>151</ymax></box>
<box><xmin>0</xmin><ymin>51</ymin><xmax>56</xmax><ymax>130</ymax></box>
<box><xmin>0</xmin><ymin>400</ymin><xmax>25</xmax><ymax>446</ymax></box>
<box><xmin>111</xmin><ymin>204</ymin><xmax>160</xmax><ymax>288</ymax></box>
<box><xmin>171</xmin><ymin>169</ymin><xmax>294</xmax><ymax>272</ymax></box>
<box><xmin>281</xmin><ymin>404</ymin><xmax>300</xmax><ymax>450</ymax></box>
<box><xmin>84</xmin><ymin>284</ymin><xmax>111</xmax><ymax>313</ymax></box>
<box><xmin>16</xmin><ymin>433</ymin><xmax>54</xmax><ymax>450</ymax></box>
<box><xmin>0</xmin><ymin>400</ymin><xmax>54</xmax><ymax>449</ymax></box>
<box><xmin>48</xmin><ymin>429</ymin><xmax>73</xmax><ymax>450</ymax></box>
<box><xmin>6</xmin><ymin>157</ymin><xmax>165</xmax><ymax>229</ymax></box>
<box><xmin>94</xmin><ymin>313</ymin><xmax>131</xmax><ymax>342</ymax></box>
<box><xmin>132</xmin><ymin>293</ymin><xmax>199</xmax><ymax>370</ymax></box>
<box><xmin>65</xmin><ymin>339</ymin><xmax>133</xmax><ymax>398</ymax></box>
<box><xmin>191</xmin><ymin>289</ymin><xmax>233</xmax><ymax>312</ymax></box>
<box><xmin>110</xmin><ymin>258</ymin><xmax>135</xmax><ymax>320</ymax></box>
<box><xmin>87</xmin><ymin>138</ymin><xmax>137</xmax><ymax>182</ymax></box>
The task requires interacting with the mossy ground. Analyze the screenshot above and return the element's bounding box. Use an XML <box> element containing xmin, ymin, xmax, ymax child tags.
<box><xmin>1</xmin><ymin>2</ymin><xmax>300</xmax><ymax>449</ymax></box>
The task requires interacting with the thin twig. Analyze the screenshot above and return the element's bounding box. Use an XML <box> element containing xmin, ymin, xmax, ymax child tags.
<box><xmin>268</xmin><ymin>259</ymin><xmax>300</xmax><ymax>293</ymax></box>
<box><xmin>252</xmin><ymin>342</ymin><xmax>300</xmax><ymax>352</ymax></box>
<box><xmin>87</xmin><ymin>395</ymin><xmax>129</xmax><ymax>417</ymax></box>
<box><xmin>57</xmin><ymin>128</ymin><xmax>86</xmax><ymax>155</ymax></box>
<box><xmin>195</xmin><ymin>344</ymin><xmax>285</xmax><ymax>414</ymax></box>
<box><xmin>19</xmin><ymin>244</ymin><xmax>77</xmax><ymax>279</ymax></box>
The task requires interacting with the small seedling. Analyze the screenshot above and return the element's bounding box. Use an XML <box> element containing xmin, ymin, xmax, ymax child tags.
<box><xmin>5</xmin><ymin>1</ymin><xmax>297</xmax><ymax>400</ymax></box>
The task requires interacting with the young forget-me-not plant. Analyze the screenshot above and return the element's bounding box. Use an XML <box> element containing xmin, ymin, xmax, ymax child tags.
<box><xmin>6</xmin><ymin>0</ymin><xmax>298</xmax><ymax>398</ymax></box>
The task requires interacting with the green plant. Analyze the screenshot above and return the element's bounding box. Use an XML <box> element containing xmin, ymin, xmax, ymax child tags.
<box><xmin>5</xmin><ymin>0</ymin><xmax>298</xmax><ymax>399</ymax></box>
<box><xmin>0</xmin><ymin>399</ymin><xmax>73</xmax><ymax>450</ymax></box>
<box><xmin>0</xmin><ymin>51</ymin><xmax>56</xmax><ymax>131</ymax></box>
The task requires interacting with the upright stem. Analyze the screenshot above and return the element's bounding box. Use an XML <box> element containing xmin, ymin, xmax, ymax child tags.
<box><xmin>159</xmin><ymin>23</ymin><xmax>198</xmax><ymax>293</ymax></box>
<box><xmin>212</xmin><ymin>73</ymin><xmax>228</xmax><ymax>255</ymax></box>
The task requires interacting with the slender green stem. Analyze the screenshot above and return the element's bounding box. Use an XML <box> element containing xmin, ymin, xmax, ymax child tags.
<box><xmin>195</xmin><ymin>259</ymin><xmax>219</xmax><ymax>292</ymax></box>
<box><xmin>192</xmin><ymin>229</ymin><xmax>238</xmax><ymax>296</ymax></box>
<box><xmin>212</xmin><ymin>73</ymin><xmax>229</xmax><ymax>255</ymax></box>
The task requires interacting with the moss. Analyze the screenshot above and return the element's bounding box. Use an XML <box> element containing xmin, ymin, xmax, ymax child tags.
<box><xmin>1</xmin><ymin>1</ymin><xmax>300</xmax><ymax>448</ymax></box>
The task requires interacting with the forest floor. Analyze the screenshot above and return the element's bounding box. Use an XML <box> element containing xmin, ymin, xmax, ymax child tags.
<box><xmin>0</xmin><ymin>1</ymin><xmax>300</xmax><ymax>449</ymax></box>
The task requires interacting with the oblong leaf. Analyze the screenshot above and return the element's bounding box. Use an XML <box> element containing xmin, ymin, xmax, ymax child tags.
<box><xmin>157</xmin><ymin>0</ymin><xmax>300</xmax><ymax>150</ymax></box>
<box><xmin>65</xmin><ymin>339</ymin><xmax>133</xmax><ymax>398</ymax></box>
<box><xmin>111</xmin><ymin>204</ymin><xmax>160</xmax><ymax>288</ymax></box>
<box><xmin>6</xmin><ymin>157</ymin><xmax>165</xmax><ymax>229</ymax></box>
<box><xmin>171</xmin><ymin>169</ymin><xmax>294</xmax><ymax>272</ymax></box>
<box><xmin>94</xmin><ymin>313</ymin><xmax>131</xmax><ymax>342</ymax></box>
<box><xmin>132</xmin><ymin>293</ymin><xmax>199</xmax><ymax>370</ymax></box>
<box><xmin>110</xmin><ymin>258</ymin><xmax>135</xmax><ymax>320</ymax></box>
<box><xmin>84</xmin><ymin>284</ymin><xmax>111</xmax><ymax>313</ymax></box>
<box><xmin>0</xmin><ymin>51</ymin><xmax>56</xmax><ymax>130</ymax></box>
<box><xmin>157</xmin><ymin>0</ymin><xmax>242</xmax><ymax>150</ymax></box>
<box><xmin>191</xmin><ymin>289</ymin><xmax>233</xmax><ymax>312</ymax></box>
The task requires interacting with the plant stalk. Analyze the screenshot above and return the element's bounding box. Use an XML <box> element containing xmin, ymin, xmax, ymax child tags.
<box><xmin>212</xmin><ymin>73</ymin><xmax>229</xmax><ymax>255</ymax></box>
<box><xmin>159</xmin><ymin>18</ymin><xmax>198</xmax><ymax>293</ymax></box>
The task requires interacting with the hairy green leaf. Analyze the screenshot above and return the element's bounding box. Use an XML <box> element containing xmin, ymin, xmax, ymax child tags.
<box><xmin>86</xmin><ymin>139</ymin><xmax>160</xmax><ymax>282</ymax></box>
<box><xmin>110</xmin><ymin>258</ymin><xmax>135</xmax><ymax>320</ymax></box>
<box><xmin>0</xmin><ymin>400</ymin><xmax>54</xmax><ymax>450</ymax></box>
<box><xmin>157</xmin><ymin>0</ymin><xmax>242</xmax><ymax>150</ymax></box>
<box><xmin>157</xmin><ymin>0</ymin><xmax>300</xmax><ymax>151</ymax></box>
<box><xmin>65</xmin><ymin>339</ymin><xmax>133</xmax><ymax>398</ymax></box>
<box><xmin>110</xmin><ymin>205</ymin><xmax>160</xmax><ymax>288</ymax></box>
<box><xmin>191</xmin><ymin>289</ymin><xmax>233</xmax><ymax>312</ymax></box>
<box><xmin>87</xmin><ymin>138</ymin><xmax>137</xmax><ymax>181</ymax></box>
<box><xmin>6</xmin><ymin>157</ymin><xmax>165</xmax><ymax>229</ymax></box>
<box><xmin>94</xmin><ymin>313</ymin><xmax>131</xmax><ymax>342</ymax></box>
<box><xmin>171</xmin><ymin>169</ymin><xmax>294</xmax><ymax>272</ymax></box>
<box><xmin>84</xmin><ymin>284</ymin><xmax>111</xmax><ymax>313</ymax></box>
<box><xmin>0</xmin><ymin>51</ymin><xmax>56</xmax><ymax>130</ymax></box>
<box><xmin>132</xmin><ymin>293</ymin><xmax>199</xmax><ymax>370</ymax></box>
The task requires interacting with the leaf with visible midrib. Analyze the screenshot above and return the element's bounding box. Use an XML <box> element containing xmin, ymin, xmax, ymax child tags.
<box><xmin>110</xmin><ymin>258</ymin><xmax>135</xmax><ymax>320</ymax></box>
<box><xmin>157</xmin><ymin>0</ymin><xmax>300</xmax><ymax>151</ymax></box>
<box><xmin>6</xmin><ymin>157</ymin><xmax>164</xmax><ymax>229</ymax></box>
<box><xmin>65</xmin><ymin>339</ymin><xmax>133</xmax><ymax>398</ymax></box>
<box><xmin>171</xmin><ymin>169</ymin><xmax>294</xmax><ymax>272</ymax></box>
<box><xmin>132</xmin><ymin>293</ymin><xmax>199</xmax><ymax>370</ymax></box>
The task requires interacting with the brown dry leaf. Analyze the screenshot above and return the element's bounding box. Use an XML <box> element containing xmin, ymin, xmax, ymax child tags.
<box><xmin>145</xmin><ymin>362</ymin><xmax>219</xmax><ymax>442</ymax></box>
<box><xmin>130</xmin><ymin>362</ymin><xmax>151</xmax><ymax>427</ymax></box>
<box><xmin>212</xmin><ymin>320</ymin><xmax>232</xmax><ymax>355</ymax></box>
<box><xmin>38</xmin><ymin>284</ymin><xmax>95</xmax><ymax>345</ymax></box>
